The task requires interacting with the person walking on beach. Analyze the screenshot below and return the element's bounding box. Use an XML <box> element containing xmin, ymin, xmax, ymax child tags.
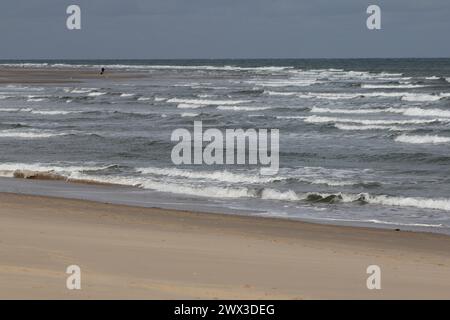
<box><xmin>100</xmin><ymin>67</ymin><xmax>105</xmax><ymax>75</ymax></box>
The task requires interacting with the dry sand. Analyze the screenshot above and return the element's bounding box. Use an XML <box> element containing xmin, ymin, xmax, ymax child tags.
<box><xmin>0</xmin><ymin>192</ymin><xmax>449</xmax><ymax>299</ymax></box>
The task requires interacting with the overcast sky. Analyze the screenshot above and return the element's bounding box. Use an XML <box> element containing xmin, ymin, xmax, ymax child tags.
<box><xmin>0</xmin><ymin>0</ymin><xmax>449</xmax><ymax>59</ymax></box>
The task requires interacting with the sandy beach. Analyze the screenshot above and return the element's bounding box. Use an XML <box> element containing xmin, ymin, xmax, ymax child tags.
<box><xmin>1</xmin><ymin>191</ymin><xmax>449</xmax><ymax>299</ymax></box>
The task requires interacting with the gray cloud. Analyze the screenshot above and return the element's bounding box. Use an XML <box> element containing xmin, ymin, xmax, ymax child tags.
<box><xmin>0</xmin><ymin>0</ymin><xmax>449</xmax><ymax>59</ymax></box>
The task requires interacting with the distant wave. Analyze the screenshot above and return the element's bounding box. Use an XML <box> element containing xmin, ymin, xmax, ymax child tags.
<box><xmin>395</xmin><ymin>134</ymin><xmax>450</xmax><ymax>144</ymax></box>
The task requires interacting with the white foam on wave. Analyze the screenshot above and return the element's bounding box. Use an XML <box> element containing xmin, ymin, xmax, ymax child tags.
<box><xmin>120</xmin><ymin>93</ymin><xmax>135</xmax><ymax>98</ymax></box>
<box><xmin>69</xmin><ymin>88</ymin><xmax>95</xmax><ymax>94</ymax></box>
<box><xmin>177</xmin><ymin>103</ymin><xmax>204</xmax><ymax>109</ymax></box>
<box><xmin>386</xmin><ymin>107</ymin><xmax>450</xmax><ymax>118</ymax></box>
<box><xmin>5</xmin><ymin>107</ymin><xmax>27</xmax><ymax>113</ymax></box>
<box><xmin>197</xmin><ymin>94</ymin><xmax>218</xmax><ymax>99</ymax></box>
<box><xmin>335</xmin><ymin>124</ymin><xmax>409</xmax><ymax>131</ymax></box>
<box><xmin>250</xmin><ymin>79</ymin><xmax>318</xmax><ymax>87</ymax></box>
<box><xmin>88</xmin><ymin>92</ymin><xmax>107</xmax><ymax>97</ymax></box>
<box><xmin>304</xmin><ymin>115</ymin><xmax>442</xmax><ymax>126</ymax></box>
<box><xmin>168</xmin><ymin>98</ymin><xmax>250</xmax><ymax>106</ymax></box>
<box><xmin>276</xmin><ymin>116</ymin><xmax>306</xmax><ymax>120</ymax></box>
<box><xmin>27</xmin><ymin>98</ymin><xmax>45</xmax><ymax>102</ymax></box>
<box><xmin>298</xmin><ymin>92</ymin><xmax>446</xmax><ymax>102</ymax></box>
<box><xmin>363</xmin><ymin>194</ymin><xmax>450</xmax><ymax>212</ymax></box>
<box><xmin>312</xmin><ymin>106</ymin><xmax>450</xmax><ymax>118</ymax></box>
<box><xmin>262</xmin><ymin>190</ymin><xmax>450</xmax><ymax>212</ymax></box>
<box><xmin>181</xmin><ymin>112</ymin><xmax>199</xmax><ymax>117</ymax></box>
<box><xmin>12</xmin><ymin>164</ymin><xmax>447</xmax><ymax>212</ymax></box>
<box><xmin>0</xmin><ymin>163</ymin><xmax>113</xmax><ymax>178</ymax></box>
<box><xmin>72</xmin><ymin>172</ymin><xmax>255</xmax><ymax>199</ymax></box>
<box><xmin>401</xmin><ymin>93</ymin><xmax>442</xmax><ymax>102</ymax></box>
<box><xmin>137</xmin><ymin>166</ymin><xmax>375</xmax><ymax>188</ymax></box>
<box><xmin>217</xmin><ymin>106</ymin><xmax>272</xmax><ymax>111</ymax></box>
<box><xmin>0</xmin><ymin>129</ymin><xmax>65</xmax><ymax>139</ymax></box>
<box><xmin>395</xmin><ymin>134</ymin><xmax>450</xmax><ymax>144</ymax></box>
<box><xmin>31</xmin><ymin>110</ymin><xmax>80</xmax><ymax>115</ymax></box>
<box><xmin>264</xmin><ymin>91</ymin><xmax>298</xmax><ymax>96</ymax></box>
<box><xmin>137</xmin><ymin>97</ymin><xmax>151</xmax><ymax>101</ymax></box>
<box><xmin>138</xmin><ymin>167</ymin><xmax>278</xmax><ymax>184</ymax></box>
<box><xmin>0</xmin><ymin>108</ymin><xmax>79</xmax><ymax>115</ymax></box>
<box><xmin>311</xmin><ymin>107</ymin><xmax>383</xmax><ymax>114</ymax></box>
<box><xmin>361</xmin><ymin>83</ymin><xmax>426</xmax><ymax>89</ymax></box>
<box><xmin>7</xmin><ymin>164</ymin><xmax>447</xmax><ymax>212</ymax></box>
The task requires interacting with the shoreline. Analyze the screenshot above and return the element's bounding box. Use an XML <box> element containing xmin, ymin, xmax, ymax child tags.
<box><xmin>0</xmin><ymin>176</ymin><xmax>448</xmax><ymax>236</ymax></box>
<box><xmin>1</xmin><ymin>191</ymin><xmax>449</xmax><ymax>299</ymax></box>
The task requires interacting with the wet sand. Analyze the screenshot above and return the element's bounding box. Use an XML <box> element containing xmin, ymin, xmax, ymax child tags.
<box><xmin>1</xmin><ymin>192</ymin><xmax>449</xmax><ymax>299</ymax></box>
<box><xmin>0</xmin><ymin>66</ymin><xmax>145</xmax><ymax>84</ymax></box>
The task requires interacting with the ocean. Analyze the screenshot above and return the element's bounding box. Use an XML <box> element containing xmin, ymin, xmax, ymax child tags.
<box><xmin>1</xmin><ymin>59</ymin><xmax>450</xmax><ymax>233</ymax></box>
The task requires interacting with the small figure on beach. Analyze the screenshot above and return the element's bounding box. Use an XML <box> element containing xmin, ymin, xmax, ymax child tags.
<box><xmin>100</xmin><ymin>67</ymin><xmax>105</xmax><ymax>75</ymax></box>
